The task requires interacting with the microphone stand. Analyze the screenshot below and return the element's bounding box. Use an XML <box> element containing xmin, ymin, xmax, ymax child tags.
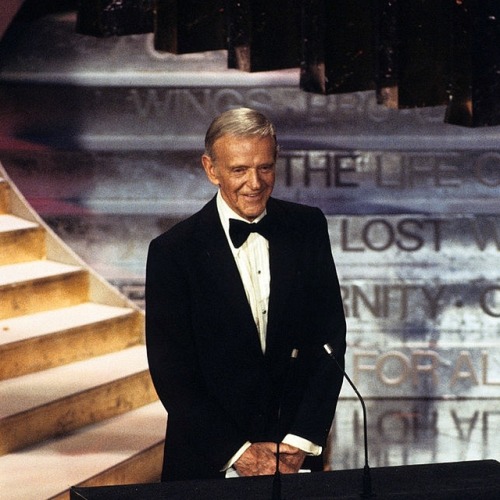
<box><xmin>324</xmin><ymin>343</ymin><xmax>375</xmax><ymax>498</ymax></box>
<box><xmin>272</xmin><ymin>435</ymin><xmax>281</xmax><ymax>500</ymax></box>
<box><xmin>272</xmin><ymin>348</ymin><xmax>299</xmax><ymax>500</ymax></box>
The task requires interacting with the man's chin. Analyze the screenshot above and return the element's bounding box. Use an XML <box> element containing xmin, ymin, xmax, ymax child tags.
<box><xmin>241</xmin><ymin>206</ymin><xmax>266</xmax><ymax>221</ymax></box>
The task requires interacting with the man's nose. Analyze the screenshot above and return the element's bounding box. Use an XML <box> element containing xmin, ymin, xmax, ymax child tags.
<box><xmin>247</xmin><ymin>168</ymin><xmax>262</xmax><ymax>189</ymax></box>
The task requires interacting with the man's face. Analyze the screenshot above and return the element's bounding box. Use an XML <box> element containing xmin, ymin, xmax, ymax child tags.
<box><xmin>202</xmin><ymin>134</ymin><xmax>276</xmax><ymax>221</ymax></box>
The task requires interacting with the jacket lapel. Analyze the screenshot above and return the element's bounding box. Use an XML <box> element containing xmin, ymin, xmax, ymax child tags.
<box><xmin>193</xmin><ymin>197</ymin><xmax>263</xmax><ymax>356</ymax></box>
<box><xmin>265</xmin><ymin>199</ymin><xmax>300</xmax><ymax>357</ymax></box>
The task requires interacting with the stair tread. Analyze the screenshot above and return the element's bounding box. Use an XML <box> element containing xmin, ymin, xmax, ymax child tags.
<box><xmin>0</xmin><ymin>345</ymin><xmax>150</xmax><ymax>418</ymax></box>
<box><xmin>0</xmin><ymin>260</ymin><xmax>82</xmax><ymax>286</ymax></box>
<box><xmin>0</xmin><ymin>302</ymin><xmax>136</xmax><ymax>346</ymax></box>
<box><xmin>0</xmin><ymin>401</ymin><xmax>166</xmax><ymax>500</ymax></box>
<box><xmin>0</xmin><ymin>213</ymin><xmax>38</xmax><ymax>233</ymax></box>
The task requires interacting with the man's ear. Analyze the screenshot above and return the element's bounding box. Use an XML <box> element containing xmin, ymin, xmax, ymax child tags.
<box><xmin>201</xmin><ymin>154</ymin><xmax>219</xmax><ymax>186</ymax></box>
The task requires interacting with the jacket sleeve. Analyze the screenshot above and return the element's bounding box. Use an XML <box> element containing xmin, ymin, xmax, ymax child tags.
<box><xmin>145</xmin><ymin>235</ymin><xmax>249</xmax><ymax>477</ymax></box>
<box><xmin>287</xmin><ymin>209</ymin><xmax>346</xmax><ymax>448</ymax></box>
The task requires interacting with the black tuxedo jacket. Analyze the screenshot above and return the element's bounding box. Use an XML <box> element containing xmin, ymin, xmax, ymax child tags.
<box><xmin>145</xmin><ymin>196</ymin><xmax>346</xmax><ymax>481</ymax></box>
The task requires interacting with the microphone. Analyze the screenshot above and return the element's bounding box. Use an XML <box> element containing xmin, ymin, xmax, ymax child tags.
<box><xmin>273</xmin><ymin>348</ymin><xmax>299</xmax><ymax>500</ymax></box>
<box><xmin>323</xmin><ymin>343</ymin><xmax>375</xmax><ymax>498</ymax></box>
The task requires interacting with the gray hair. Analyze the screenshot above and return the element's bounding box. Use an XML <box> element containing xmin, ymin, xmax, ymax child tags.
<box><xmin>204</xmin><ymin>108</ymin><xmax>278</xmax><ymax>160</ymax></box>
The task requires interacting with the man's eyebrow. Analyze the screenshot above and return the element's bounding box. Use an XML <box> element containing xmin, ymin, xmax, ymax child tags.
<box><xmin>227</xmin><ymin>161</ymin><xmax>275</xmax><ymax>169</ymax></box>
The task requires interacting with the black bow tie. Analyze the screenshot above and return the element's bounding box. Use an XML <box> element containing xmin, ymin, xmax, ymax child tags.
<box><xmin>229</xmin><ymin>216</ymin><xmax>273</xmax><ymax>248</ymax></box>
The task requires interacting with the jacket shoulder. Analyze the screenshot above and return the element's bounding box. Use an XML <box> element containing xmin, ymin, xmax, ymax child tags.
<box><xmin>268</xmin><ymin>198</ymin><xmax>325</xmax><ymax>229</ymax></box>
<box><xmin>149</xmin><ymin>199</ymin><xmax>216</xmax><ymax>251</ymax></box>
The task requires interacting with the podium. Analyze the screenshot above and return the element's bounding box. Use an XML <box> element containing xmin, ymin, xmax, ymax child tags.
<box><xmin>70</xmin><ymin>460</ymin><xmax>500</xmax><ymax>499</ymax></box>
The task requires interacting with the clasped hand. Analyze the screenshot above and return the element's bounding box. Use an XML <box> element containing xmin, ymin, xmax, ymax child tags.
<box><xmin>234</xmin><ymin>442</ymin><xmax>306</xmax><ymax>476</ymax></box>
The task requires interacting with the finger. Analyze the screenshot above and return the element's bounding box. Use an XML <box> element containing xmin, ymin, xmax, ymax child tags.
<box><xmin>276</xmin><ymin>443</ymin><xmax>300</xmax><ymax>454</ymax></box>
<box><xmin>279</xmin><ymin>451</ymin><xmax>306</xmax><ymax>473</ymax></box>
<box><xmin>278</xmin><ymin>459</ymin><xmax>300</xmax><ymax>474</ymax></box>
<box><xmin>258</xmin><ymin>442</ymin><xmax>280</xmax><ymax>453</ymax></box>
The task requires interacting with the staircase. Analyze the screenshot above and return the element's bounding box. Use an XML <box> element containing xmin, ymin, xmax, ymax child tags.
<box><xmin>0</xmin><ymin>163</ymin><xmax>166</xmax><ymax>500</ymax></box>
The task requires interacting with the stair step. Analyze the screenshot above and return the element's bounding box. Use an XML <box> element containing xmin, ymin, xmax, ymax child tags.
<box><xmin>0</xmin><ymin>303</ymin><xmax>144</xmax><ymax>380</ymax></box>
<box><xmin>0</xmin><ymin>214</ymin><xmax>38</xmax><ymax>232</ymax></box>
<box><xmin>0</xmin><ymin>214</ymin><xmax>45</xmax><ymax>264</ymax></box>
<box><xmin>0</xmin><ymin>260</ymin><xmax>88</xmax><ymax>319</ymax></box>
<box><xmin>0</xmin><ymin>401</ymin><xmax>166</xmax><ymax>500</ymax></box>
<box><xmin>0</xmin><ymin>346</ymin><xmax>159</xmax><ymax>455</ymax></box>
<box><xmin>0</xmin><ymin>260</ymin><xmax>83</xmax><ymax>286</ymax></box>
<box><xmin>0</xmin><ymin>178</ymin><xmax>9</xmax><ymax>213</ymax></box>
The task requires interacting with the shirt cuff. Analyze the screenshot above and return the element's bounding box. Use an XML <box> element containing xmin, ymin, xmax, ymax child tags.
<box><xmin>282</xmin><ymin>434</ymin><xmax>322</xmax><ymax>456</ymax></box>
<box><xmin>221</xmin><ymin>441</ymin><xmax>252</xmax><ymax>471</ymax></box>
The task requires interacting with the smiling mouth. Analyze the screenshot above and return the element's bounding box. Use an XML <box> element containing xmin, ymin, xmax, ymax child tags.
<box><xmin>243</xmin><ymin>191</ymin><xmax>266</xmax><ymax>198</ymax></box>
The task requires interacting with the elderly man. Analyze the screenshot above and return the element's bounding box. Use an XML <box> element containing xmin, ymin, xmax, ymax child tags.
<box><xmin>146</xmin><ymin>107</ymin><xmax>346</xmax><ymax>481</ymax></box>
